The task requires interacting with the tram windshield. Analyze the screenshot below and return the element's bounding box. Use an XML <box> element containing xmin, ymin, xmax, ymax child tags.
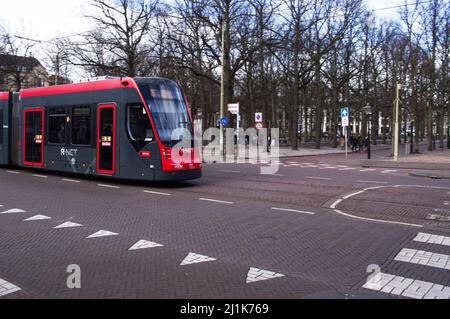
<box><xmin>136</xmin><ymin>78</ymin><xmax>193</xmax><ymax>146</ymax></box>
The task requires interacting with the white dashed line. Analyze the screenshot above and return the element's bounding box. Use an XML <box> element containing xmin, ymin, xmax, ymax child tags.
<box><xmin>6</xmin><ymin>171</ymin><xmax>20</xmax><ymax>174</ymax></box>
<box><xmin>33</xmin><ymin>174</ymin><xmax>48</xmax><ymax>178</ymax></box>
<box><xmin>199</xmin><ymin>198</ymin><xmax>234</xmax><ymax>205</ymax></box>
<box><xmin>62</xmin><ymin>179</ymin><xmax>81</xmax><ymax>183</ymax></box>
<box><xmin>339</xmin><ymin>168</ymin><xmax>356</xmax><ymax>171</ymax></box>
<box><xmin>305</xmin><ymin>176</ymin><xmax>331</xmax><ymax>181</ymax></box>
<box><xmin>357</xmin><ymin>180</ymin><xmax>388</xmax><ymax>184</ymax></box>
<box><xmin>360</xmin><ymin>169</ymin><xmax>377</xmax><ymax>172</ymax></box>
<box><xmin>363</xmin><ymin>272</ymin><xmax>450</xmax><ymax>299</ymax></box>
<box><xmin>220</xmin><ymin>170</ymin><xmax>241</xmax><ymax>174</ymax></box>
<box><xmin>271</xmin><ymin>207</ymin><xmax>316</xmax><ymax>215</ymax></box>
<box><xmin>143</xmin><ymin>190</ymin><xmax>171</xmax><ymax>196</ymax></box>
<box><xmin>333</xmin><ymin>209</ymin><xmax>422</xmax><ymax>227</ymax></box>
<box><xmin>98</xmin><ymin>184</ymin><xmax>120</xmax><ymax>189</ymax></box>
<box><xmin>382</xmin><ymin>170</ymin><xmax>398</xmax><ymax>174</ymax></box>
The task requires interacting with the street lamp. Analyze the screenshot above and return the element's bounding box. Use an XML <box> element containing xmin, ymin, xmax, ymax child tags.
<box><xmin>363</xmin><ymin>105</ymin><xmax>372</xmax><ymax>160</ymax></box>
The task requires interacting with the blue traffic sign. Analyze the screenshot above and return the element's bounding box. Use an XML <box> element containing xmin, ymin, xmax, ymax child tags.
<box><xmin>341</xmin><ymin>107</ymin><xmax>349</xmax><ymax>118</ymax></box>
<box><xmin>219</xmin><ymin>117</ymin><xmax>230</xmax><ymax>126</ymax></box>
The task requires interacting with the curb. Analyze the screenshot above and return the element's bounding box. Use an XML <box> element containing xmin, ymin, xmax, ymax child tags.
<box><xmin>409</xmin><ymin>172</ymin><xmax>450</xmax><ymax>180</ymax></box>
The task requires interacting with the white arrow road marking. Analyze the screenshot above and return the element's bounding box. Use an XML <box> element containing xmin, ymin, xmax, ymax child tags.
<box><xmin>87</xmin><ymin>230</ymin><xmax>119</xmax><ymax>238</ymax></box>
<box><xmin>129</xmin><ymin>240</ymin><xmax>164</xmax><ymax>251</ymax></box>
<box><xmin>0</xmin><ymin>208</ymin><xmax>26</xmax><ymax>214</ymax></box>
<box><xmin>246</xmin><ymin>267</ymin><xmax>285</xmax><ymax>284</ymax></box>
<box><xmin>23</xmin><ymin>214</ymin><xmax>52</xmax><ymax>221</ymax></box>
<box><xmin>54</xmin><ymin>222</ymin><xmax>83</xmax><ymax>229</ymax></box>
<box><xmin>180</xmin><ymin>253</ymin><xmax>217</xmax><ymax>266</ymax></box>
<box><xmin>0</xmin><ymin>278</ymin><xmax>21</xmax><ymax>297</ymax></box>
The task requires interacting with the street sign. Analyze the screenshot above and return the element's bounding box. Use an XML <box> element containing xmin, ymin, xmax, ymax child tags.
<box><xmin>219</xmin><ymin>117</ymin><xmax>230</xmax><ymax>127</ymax></box>
<box><xmin>341</xmin><ymin>107</ymin><xmax>349</xmax><ymax>127</ymax></box>
<box><xmin>255</xmin><ymin>112</ymin><xmax>263</xmax><ymax>123</ymax></box>
<box><xmin>255</xmin><ymin>123</ymin><xmax>264</xmax><ymax>130</ymax></box>
<box><xmin>228</xmin><ymin>103</ymin><xmax>239</xmax><ymax>115</ymax></box>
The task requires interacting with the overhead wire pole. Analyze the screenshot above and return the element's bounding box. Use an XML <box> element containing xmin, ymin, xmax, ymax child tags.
<box><xmin>393</xmin><ymin>84</ymin><xmax>401</xmax><ymax>161</ymax></box>
<box><xmin>220</xmin><ymin>17</ymin><xmax>226</xmax><ymax>160</ymax></box>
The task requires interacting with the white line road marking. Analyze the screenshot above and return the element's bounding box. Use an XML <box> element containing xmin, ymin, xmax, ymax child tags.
<box><xmin>339</xmin><ymin>168</ymin><xmax>356</xmax><ymax>171</ymax></box>
<box><xmin>360</xmin><ymin>169</ymin><xmax>377</xmax><ymax>172</ymax></box>
<box><xmin>305</xmin><ymin>176</ymin><xmax>331</xmax><ymax>181</ymax></box>
<box><xmin>23</xmin><ymin>215</ymin><xmax>52</xmax><ymax>221</ymax></box>
<box><xmin>87</xmin><ymin>230</ymin><xmax>119</xmax><ymax>238</ymax></box>
<box><xmin>357</xmin><ymin>180</ymin><xmax>388</xmax><ymax>184</ymax></box>
<box><xmin>330</xmin><ymin>199</ymin><xmax>343</xmax><ymax>209</ymax></box>
<box><xmin>33</xmin><ymin>174</ymin><xmax>48</xmax><ymax>178</ymax></box>
<box><xmin>414</xmin><ymin>233</ymin><xmax>450</xmax><ymax>247</ymax></box>
<box><xmin>302</xmin><ymin>165</ymin><xmax>318</xmax><ymax>168</ymax></box>
<box><xmin>363</xmin><ymin>272</ymin><xmax>450</xmax><ymax>299</ymax></box>
<box><xmin>6</xmin><ymin>171</ymin><xmax>20</xmax><ymax>174</ymax></box>
<box><xmin>62</xmin><ymin>179</ymin><xmax>81</xmax><ymax>183</ymax></box>
<box><xmin>0</xmin><ymin>278</ymin><xmax>21</xmax><ymax>297</ymax></box>
<box><xmin>0</xmin><ymin>208</ymin><xmax>26</xmax><ymax>215</ymax></box>
<box><xmin>271</xmin><ymin>207</ymin><xmax>315</xmax><ymax>215</ymax></box>
<box><xmin>333</xmin><ymin>209</ymin><xmax>422</xmax><ymax>227</ymax></box>
<box><xmin>342</xmin><ymin>191</ymin><xmax>365</xmax><ymax>199</ymax></box>
<box><xmin>129</xmin><ymin>240</ymin><xmax>164</xmax><ymax>251</ymax></box>
<box><xmin>220</xmin><ymin>170</ymin><xmax>241</xmax><ymax>174</ymax></box>
<box><xmin>246</xmin><ymin>267</ymin><xmax>285</xmax><ymax>284</ymax></box>
<box><xmin>53</xmin><ymin>222</ymin><xmax>83</xmax><ymax>229</ymax></box>
<box><xmin>180</xmin><ymin>253</ymin><xmax>217</xmax><ymax>266</ymax></box>
<box><xmin>143</xmin><ymin>190</ymin><xmax>171</xmax><ymax>196</ymax></box>
<box><xmin>199</xmin><ymin>198</ymin><xmax>234</xmax><ymax>205</ymax></box>
<box><xmin>395</xmin><ymin>248</ymin><xmax>450</xmax><ymax>270</ymax></box>
<box><xmin>98</xmin><ymin>184</ymin><xmax>120</xmax><ymax>189</ymax></box>
<box><xmin>382</xmin><ymin>170</ymin><xmax>398</xmax><ymax>174</ymax></box>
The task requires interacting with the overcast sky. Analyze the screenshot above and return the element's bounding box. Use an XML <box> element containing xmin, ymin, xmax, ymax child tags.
<box><xmin>0</xmin><ymin>0</ymin><xmax>405</xmax><ymax>79</ymax></box>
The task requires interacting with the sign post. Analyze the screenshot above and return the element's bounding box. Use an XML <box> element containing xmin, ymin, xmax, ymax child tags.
<box><xmin>341</xmin><ymin>107</ymin><xmax>349</xmax><ymax>159</ymax></box>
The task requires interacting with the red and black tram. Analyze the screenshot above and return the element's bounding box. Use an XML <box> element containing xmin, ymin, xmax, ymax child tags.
<box><xmin>0</xmin><ymin>77</ymin><xmax>202</xmax><ymax>181</ymax></box>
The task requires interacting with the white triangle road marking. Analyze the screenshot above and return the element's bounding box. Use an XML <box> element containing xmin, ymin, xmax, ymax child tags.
<box><xmin>23</xmin><ymin>214</ymin><xmax>52</xmax><ymax>221</ymax></box>
<box><xmin>54</xmin><ymin>221</ymin><xmax>83</xmax><ymax>229</ymax></box>
<box><xmin>246</xmin><ymin>267</ymin><xmax>285</xmax><ymax>284</ymax></box>
<box><xmin>0</xmin><ymin>208</ymin><xmax>26</xmax><ymax>215</ymax></box>
<box><xmin>87</xmin><ymin>230</ymin><xmax>119</xmax><ymax>239</ymax></box>
<box><xmin>180</xmin><ymin>252</ymin><xmax>217</xmax><ymax>266</ymax></box>
<box><xmin>129</xmin><ymin>240</ymin><xmax>164</xmax><ymax>251</ymax></box>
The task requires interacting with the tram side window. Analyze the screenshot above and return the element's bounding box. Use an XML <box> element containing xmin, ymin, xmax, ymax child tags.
<box><xmin>48</xmin><ymin>107</ymin><xmax>66</xmax><ymax>144</ymax></box>
<box><xmin>127</xmin><ymin>103</ymin><xmax>153</xmax><ymax>151</ymax></box>
<box><xmin>72</xmin><ymin>106</ymin><xmax>91</xmax><ymax>146</ymax></box>
<box><xmin>0</xmin><ymin>107</ymin><xmax>3</xmax><ymax>145</ymax></box>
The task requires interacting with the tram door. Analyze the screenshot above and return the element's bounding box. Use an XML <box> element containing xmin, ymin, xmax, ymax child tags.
<box><xmin>23</xmin><ymin>108</ymin><xmax>44</xmax><ymax>167</ymax></box>
<box><xmin>97</xmin><ymin>103</ymin><xmax>116</xmax><ymax>175</ymax></box>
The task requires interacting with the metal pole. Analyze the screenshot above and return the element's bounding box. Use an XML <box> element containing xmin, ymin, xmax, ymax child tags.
<box><xmin>410</xmin><ymin>121</ymin><xmax>414</xmax><ymax>154</ymax></box>
<box><xmin>367</xmin><ymin>114</ymin><xmax>371</xmax><ymax>160</ymax></box>
<box><xmin>220</xmin><ymin>18</ymin><xmax>225</xmax><ymax>159</ymax></box>
<box><xmin>394</xmin><ymin>84</ymin><xmax>400</xmax><ymax>161</ymax></box>
<box><xmin>345</xmin><ymin>126</ymin><xmax>348</xmax><ymax>159</ymax></box>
